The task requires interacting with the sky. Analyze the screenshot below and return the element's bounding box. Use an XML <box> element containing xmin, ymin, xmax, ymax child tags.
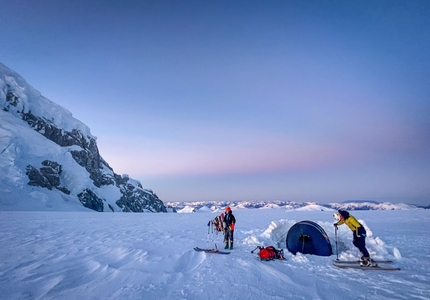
<box><xmin>1</xmin><ymin>0</ymin><xmax>429</xmax><ymax>205</ymax></box>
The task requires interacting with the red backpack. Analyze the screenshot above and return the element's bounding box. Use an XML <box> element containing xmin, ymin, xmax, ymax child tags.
<box><xmin>254</xmin><ymin>246</ymin><xmax>285</xmax><ymax>261</ymax></box>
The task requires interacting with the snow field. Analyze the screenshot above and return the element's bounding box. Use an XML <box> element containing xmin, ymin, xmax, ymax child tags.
<box><xmin>0</xmin><ymin>209</ymin><xmax>429</xmax><ymax>300</ymax></box>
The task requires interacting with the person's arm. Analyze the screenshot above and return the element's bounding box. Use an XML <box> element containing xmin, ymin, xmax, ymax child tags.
<box><xmin>230</xmin><ymin>215</ymin><xmax>236</xmax><ymax>230</ymax></box>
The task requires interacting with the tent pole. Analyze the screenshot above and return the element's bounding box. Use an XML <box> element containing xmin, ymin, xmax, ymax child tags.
<box><xmin>275</xmin><ymin>231</ymin><xmax>288</xmax><ymax>248</ymax></box>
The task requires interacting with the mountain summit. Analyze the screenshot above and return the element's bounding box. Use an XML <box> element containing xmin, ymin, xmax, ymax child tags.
<box><xmin>0</xmin><ymin>62</ymin><xmax>167</xmax><ymax>212</ymax></box>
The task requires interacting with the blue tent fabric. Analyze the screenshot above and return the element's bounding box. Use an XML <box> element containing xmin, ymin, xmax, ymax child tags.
<box><xmin>286</xmin><ymin>220</ymin><xmax>332</xmax><ymax>256</ymax></box>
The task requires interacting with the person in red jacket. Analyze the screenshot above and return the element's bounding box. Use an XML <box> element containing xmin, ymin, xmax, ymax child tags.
<box><xmin>223</xmin><ymin>206</ymin><xmax>236</xmax><ymax>250</ymax></box>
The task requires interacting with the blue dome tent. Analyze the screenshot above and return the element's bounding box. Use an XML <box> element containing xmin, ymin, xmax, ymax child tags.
<box><xmin>286</xmin><ymin>221</ymin><xmax>332</xmax><ymax>256</ymax></box>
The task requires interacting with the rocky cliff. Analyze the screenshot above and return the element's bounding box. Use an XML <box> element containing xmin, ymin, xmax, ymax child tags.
<box><xmin>0</xmin><ymin>62</ymin><xmax>170</xmax><ymax>212</ymax></box>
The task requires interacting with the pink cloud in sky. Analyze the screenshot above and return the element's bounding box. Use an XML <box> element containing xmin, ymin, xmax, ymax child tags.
<box><xmin>101</xmin><ymin>112</ymin><xmax>427</xmax><ymax>180</ymax></box>
<box><xmin>104</xmin><ymin>138</ymin><xmax>360</xmax><ymax>177</ymax></box>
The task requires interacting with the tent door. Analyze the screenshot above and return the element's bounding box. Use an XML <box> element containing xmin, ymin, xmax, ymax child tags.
<box><xmin>299</xmin><ymin>234</ymin><xmax>311</xmax><ymax>242</ymax></box>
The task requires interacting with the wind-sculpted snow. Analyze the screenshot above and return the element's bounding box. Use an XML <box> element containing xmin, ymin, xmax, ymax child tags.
<box><xmin>1</xmin><ymin>209</ymin><xmax>429</xmax><ymax>300</ymax></box>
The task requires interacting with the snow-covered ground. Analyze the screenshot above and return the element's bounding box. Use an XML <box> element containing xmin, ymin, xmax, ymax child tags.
<box><xmin>1</xmin><ymin>208</ymin><xmax>429</xmax><ymax>300</ymax></box>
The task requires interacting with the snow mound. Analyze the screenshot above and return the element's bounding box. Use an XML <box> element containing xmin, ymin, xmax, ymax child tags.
<box><xmin>294</xmin><ymin>204</ymin><xmax>334</xmax><ymax>211</ymax></box>
<box><xmin>177</xmin><ymin>206</ymin><xmax>196</xmax><ymax>213</ymax></box>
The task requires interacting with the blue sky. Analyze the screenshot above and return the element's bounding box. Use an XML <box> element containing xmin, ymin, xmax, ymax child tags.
<box><xmin>1</xmin><ymin>0</ymin><xmax>429</xmax><ymax>204</ymax></box>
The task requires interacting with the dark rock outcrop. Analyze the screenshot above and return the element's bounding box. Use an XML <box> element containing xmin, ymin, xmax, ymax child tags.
<box><xmin>116</xmin><ymin>177</ymin><xmax>167</xmax><ymax>212</ymax></box>
<box><xmin>77</xmin><ymin>189</ymin><xmax>105</xmax><ymax>212</ymax></box>
<box><xmin>6</xmin><ymin>89</ymin><xmax>19</xmax><ymax>107</ymax></box>
<box><xmin>26</xmin><ymin>160</ymin><xmax>70</xmax><ymax>194</ymax></box>
<box><xmin>20</xmin><ymin>110</ymin><xmax>115</xmax><ymax>188</ymax></box>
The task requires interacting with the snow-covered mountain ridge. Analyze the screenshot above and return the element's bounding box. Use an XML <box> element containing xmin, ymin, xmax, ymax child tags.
<box><xmin>167</xmin><ymin>200</ymin><xmax>423</xmax><ymax>213</ymax></box>
<box><xmin>0</xmin><ymin>62</ymin><xmax>167</xmax><ymax>212</ymax></box>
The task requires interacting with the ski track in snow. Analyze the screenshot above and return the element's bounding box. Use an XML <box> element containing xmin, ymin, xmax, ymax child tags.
<box><xmin>0</xmin><ymin>210</ymin><xmax>429</xmax><ymax>300</ymax></box>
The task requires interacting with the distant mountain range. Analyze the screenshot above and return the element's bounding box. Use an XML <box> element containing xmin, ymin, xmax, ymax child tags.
<box><xmin>167</xmin><ymin>200</ymin><xmax>425</xmax><ymax>212</ymax></box>
<box><xmin>0</xmin><ymin>62</ymin><xmax>167</xmax><ymax>213</ymax></box>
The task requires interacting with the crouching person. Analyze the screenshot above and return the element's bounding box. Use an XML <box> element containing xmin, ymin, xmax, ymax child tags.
<box><xmin>334</xmin><ymin>210</ymin><xmax>372</xmax><ymax>266</ymax></box>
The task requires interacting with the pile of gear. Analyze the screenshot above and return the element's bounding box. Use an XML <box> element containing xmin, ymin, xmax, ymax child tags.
<box><xmin>252</xmin><ymin>246</ymin><xmax>285</xmax><ymax>261</ymax></box>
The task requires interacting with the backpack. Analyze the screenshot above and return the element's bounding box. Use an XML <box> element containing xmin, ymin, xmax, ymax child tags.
<box><xmin>256</xmin><ymin>246</ymin><xmax>285</xmax><ymax>261</ymax></box>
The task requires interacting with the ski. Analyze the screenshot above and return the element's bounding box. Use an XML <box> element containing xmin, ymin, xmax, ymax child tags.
<box><xmin>333</xmin><ymin>259</ymin><xmax>393</xmax><ymax>264</ymax></box>
<box><xmin>194</xmin><ymin>247</ymin><xmax>230</xmax><ymax>255</ymax></box>
<box><xmin>333</xmin><ymin>263</ymin><xmax>400</xmax><ymax>271</ymax></box>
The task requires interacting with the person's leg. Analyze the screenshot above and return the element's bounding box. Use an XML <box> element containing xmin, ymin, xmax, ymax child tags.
<box><xmin>357</xmin><ymin>227</ymin><xmax>370</xmax><ymax>258</ymax></box>
<box><xmin>353</xmin><ymin>230</ymin><xmax>370</xmax><ymax>258</ymax></box>
<box><xmin>355</xmin><ymin>234</ymin><xmax>371</xmax><ymax>266</ymax></box>
<box><xmin>357</xmin><ymin>237</ymin><xmax>370</xmax><ymax>258</ymax></box>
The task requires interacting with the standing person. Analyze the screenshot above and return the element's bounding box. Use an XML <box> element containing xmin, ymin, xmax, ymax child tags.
<box><xmin>223</xmin><ymin>206</ymin><xmax>236</xmax><ymax>250</ymax></box>
<box><xmin>334</xmin><ymin>210</ymin><xmax>372</xmax><ymax>266</ymax></box>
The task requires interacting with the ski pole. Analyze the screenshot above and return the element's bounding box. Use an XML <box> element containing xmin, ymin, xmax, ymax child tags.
<box><xmin>251</xmin><ymin>246</ymin><xmax>259</xmax><ymax>254</ymax></box>
<box><xmin>212</xmin><ymin>220</ymin><xmax>214</xmax><ymax>242</ymax></box>
<box><xmin>207</xmin><ymin>221</ymin><xmax>210</xmax><ymax>248</ymax></box>
<box><xmin>211</xmin><ymin>220</ymin><xmax>216</xmax><ymax>248</ymax></box>
<box><xmin>335</xmin><ymin>226</ymin><xmax>339</xmax><ymax>261</ymax></box>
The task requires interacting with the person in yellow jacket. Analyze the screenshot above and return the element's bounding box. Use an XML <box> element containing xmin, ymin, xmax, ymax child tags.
<box><xmin>334</xmin><ymin>210</ymin><xmax>372</xmax><ymax>266</ymax></box>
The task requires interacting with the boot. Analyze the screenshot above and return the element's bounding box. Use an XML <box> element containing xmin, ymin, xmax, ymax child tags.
<box><xmin>360</xmin><ymin>257</ymin><xmax>371</xmax><ymax>267</ymax></box>
<box><xmin>224</xmin><ymin>242</ymin><xmax>229</xmax><ymax>249</ymax></box>
<box><xmin>229</xmin><ymin>242</ymin><xmax>233</xmax><ymax>250</ymax></box>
